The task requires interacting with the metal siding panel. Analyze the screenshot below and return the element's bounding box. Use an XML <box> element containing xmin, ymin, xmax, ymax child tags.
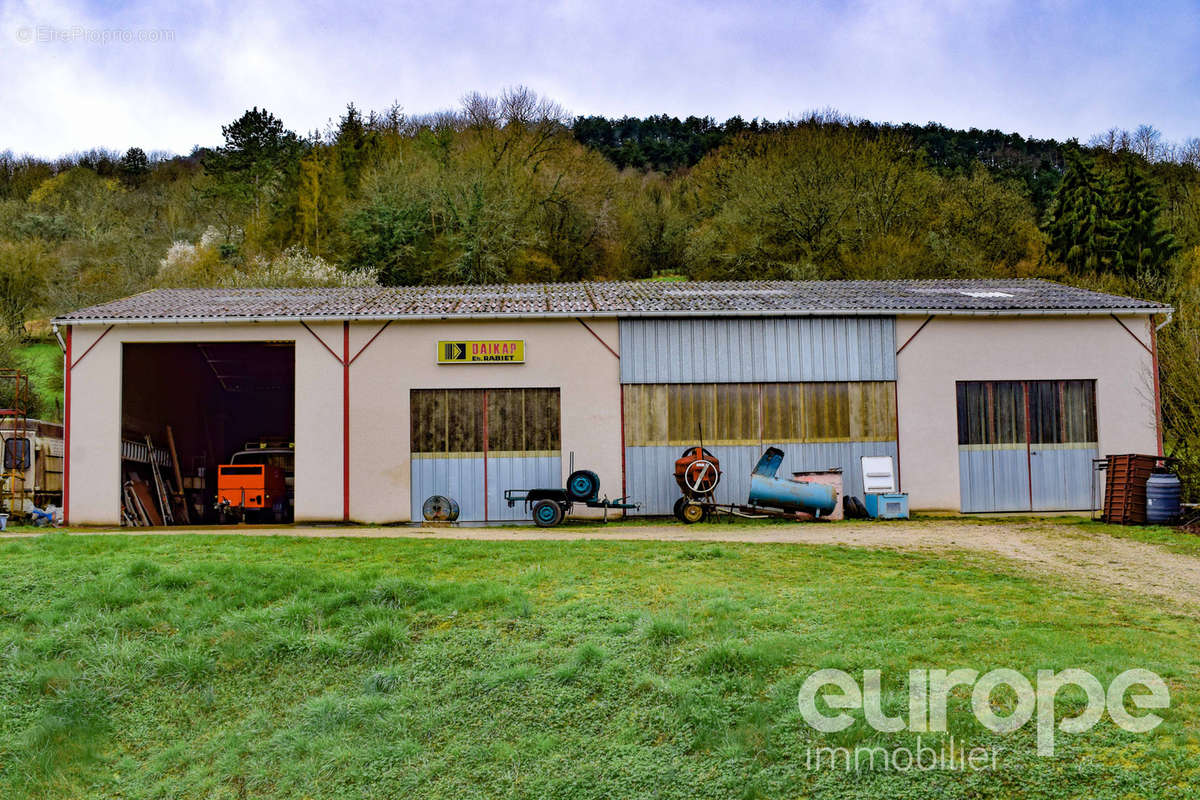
<box><xmin>487</xmin><ymin>456</ymin><xmax>562</xmax><ymax>521</ymax></box>
<box><xmin>958</xmin><ymin>447</ymin><xmax>1031</xmax><ymax>512</ymax></box>
<box><xmin>624</xmin><ymin>446</ymin><xmax>678</xmax><ymax>516</ymax></box>
<box><xmin>882</xmin><ymin>318</ymin><xmax>897</xmax><ymax>381</ymax></box>
<box><xmin>994</xmin><ymin>449</ymin><xmax>1031</xmax><ymax>511</ymax></box>
<box><xmin>618</xmin><ymin>317</ymin><xmax>897</xmax><ymax>384</ymax></box>
<box><xmin>411</xmin><ymin>456</ymin><xmax>487</xmax><ymax>521</ymax></box>
<box><xmin>1031</xmin><ymin>448</ymin><xmax>1096</xmax><ymax>511</ymax></box>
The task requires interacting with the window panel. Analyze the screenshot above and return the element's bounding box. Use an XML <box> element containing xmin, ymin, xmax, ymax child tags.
<box><xmin>622</xmin><ymin>384</ymin><xmax>668</xmax><ymax>447</ymax></box>
<box><xmin>410</xmin><ymin>389</ymin><xmax>448</xmax><ymax>454</ymax></box>
<box><xmin>414</xmin><ymin>388</ymin><xmax>559</xmax><ymax>454</ymax></box>
<box><xmin>992</xmin><ymin>382</ymin><xmax>1026</xmax><ymax>446</ymax></box>
<box><xmin>711</xmin><ymin>384</ymin><xmax>759</xmax><ymax>444</ymax></box>
<box><xmin>956</xmin><ymin>380</ymin><xmax>1093</xmax><ymax>448</ymax></box>
<box><xmin>802</xmin><ymin>383</ymin><xmax>850</xmax><ymax>441</ymax></box>
<box><xmin>849</xmin><ymin>382</ymin><xmax>897</xmax><ymax>441</ymax></box>
<box><xmin>667</xmin><ymin>384</ymin><xmax>717</xmax><ymax>444</ymax></box>
<box><xmin>521</xmin><ymin>388</ymin><xmax>561</xmax><ymax>451</ymax></box>
<box><xmin>1060</xmin><ymin>380</ymin><xmax>1097</xmax><ymax>444</ymax></box>
<box><xmin>761</xmin><ymin>383</ymin><xmax>804</xmax><ymax>443</ymax></box>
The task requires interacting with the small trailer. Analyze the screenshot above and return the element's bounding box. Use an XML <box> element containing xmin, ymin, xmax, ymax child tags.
<box><xmin>673</xmin><ymin>446</ymin><xmax>839</xmax><ymax>523</ymax></box>
<box><xmin>505</xmin><ymin>469</ymin><xmax>638</xmax><ymax>527</ymax></box>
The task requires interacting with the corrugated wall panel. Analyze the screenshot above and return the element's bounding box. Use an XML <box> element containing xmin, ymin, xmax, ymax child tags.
<box><xmin>411</xmin><ymin>456</ymin><xmax>486</xmax><ymax>521</ymax></box>
<box><xmin>411</xmin><ymin>455</ymin><xmax>562</xmax><ymax>522</ymax></box>
<box><xmin>618</xmin><ymin>317</ymin><xmax>896</xmax><ymax>383</ymax></box>
<box><xmin>626</xmin><ymin>441</ymin><xmax>897</xmax><ymax>516</ymax></box>
<box><xmin>487</xmin><ymin>456</ymin><xmax>562</xmax><ymax>521</ymax></box>
<box><xmin>1031</xmin><ymin>447</ymin><xmax>1096</xmax><ymax>511</ymax></box>
<box><xmin>958</xmin><ymin>447</ymin><xmax>1030</xmax><ymax>513</ymax></box>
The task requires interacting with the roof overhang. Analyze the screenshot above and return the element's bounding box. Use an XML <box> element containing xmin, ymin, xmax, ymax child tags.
<box><xmin>52</xmin><ymin>306</ymin><xmax>1173</xmax><ymax>326</ymax></box>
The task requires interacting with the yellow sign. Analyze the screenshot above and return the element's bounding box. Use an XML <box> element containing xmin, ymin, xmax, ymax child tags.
<box><xmin>438</xmin><ymin>340</ymin><xmax>525</xmax><ymax>364</ymax></box>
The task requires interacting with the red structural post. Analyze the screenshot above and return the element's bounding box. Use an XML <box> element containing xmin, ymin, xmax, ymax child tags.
<box><xmin>63</xmin><ymin>326</ymin><xmax>71</xmax><ymax>524</ymax></box>
<box><xmin>1151</xmin><ymin>320</ymin><xmax>1164</xmax><ymax>457</ymax></box>
<box><xmin>343</xmin><ymin>321</ymin><xmax>350</xmax><ymax>522</ymax></box>
<box><xmin>482</xmin><ymin>389</ymin><xmax>489</xmax><ymax>522</ymax></box>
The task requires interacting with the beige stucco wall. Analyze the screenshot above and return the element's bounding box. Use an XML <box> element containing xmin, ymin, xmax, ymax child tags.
<box><xmin>895</xmin><ymin>314</ymin><xmax>1159</xmax><ymax>511</ymax></box>
<box><xmin>66</xmin><ymin>322</ymin><xmax>344</xmax><ymax>525</ymax></box>
<box><xmin>66</xmin><ymin>317</ymin><xmax>622</xmax><ymax>525</ymax></box>
<box><xmin>347</xmin><ymin>318</ymin><xmax>622</xmax><ymax>523</ymax></box>
<box><xmin>67</xmin><ymin>312</ymin><xmax>1158</xmax><ymax>523</ymax></box>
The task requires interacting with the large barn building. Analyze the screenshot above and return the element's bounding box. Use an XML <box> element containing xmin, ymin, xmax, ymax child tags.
<box><xmin>54</xmin><ymin>279</ymin><xmax>1170</xmax><ymax>525</ymax></box>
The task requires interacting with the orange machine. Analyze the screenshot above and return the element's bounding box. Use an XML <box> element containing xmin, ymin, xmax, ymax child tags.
<box><xmin>216</xmin><ymin>464</ymin><xmax>287</xmax><ymax>522</ymax></box>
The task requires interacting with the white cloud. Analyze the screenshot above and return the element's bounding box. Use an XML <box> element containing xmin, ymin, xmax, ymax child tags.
<box><xmin>1</xmin><ymin>0</ymin><xmax>1196</xmax><ymax>157</ymax></box>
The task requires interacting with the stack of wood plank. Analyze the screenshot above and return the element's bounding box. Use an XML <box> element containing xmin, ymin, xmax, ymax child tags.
<box><xmin>1102</xmin><ymin>454</ymin><xmax>1159</xmax><ymax>524</ymax></box>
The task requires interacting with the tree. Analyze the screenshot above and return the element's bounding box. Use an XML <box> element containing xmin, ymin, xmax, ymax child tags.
<box><xmin>1112</xmin><ymin>160</ymin><xmax>1179</xmax><ymax>286</ymax></box>
<box><xmin>203</xmin><ymin>107</ymin><xmax>302</xmax><ymax>223</ymax></box>
<box><xmin>297</xmin><ymin>147</ymin><xmax>343</xmax><ymax>257</ymax></box>
<box><xmin>118</xmin><ymin>147</ymin><xmax>150</xmax><ymax>188</ymax></box>
<box><xmin>1044</xmin><ymin>150</ymin><xmax>1123</xmax><ymax>274</ymax></box>
<box><xmin>0</xmin><ymin>241</ymin><xmax>52</xmax><ymax>334</ymax></box>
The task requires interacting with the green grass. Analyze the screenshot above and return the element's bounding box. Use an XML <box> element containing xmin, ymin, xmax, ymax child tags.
<box><xmin>0</xmin><ymin>534</ymin><xmax>1197</xmax><ymax>798</ymax></box>
<box><xmin>14</xmin><ymin>341</ymin><xmax>62</xmax><ymax>420</ymax></box>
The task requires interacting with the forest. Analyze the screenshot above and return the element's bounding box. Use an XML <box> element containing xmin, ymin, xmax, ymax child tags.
<box><xmin>1</xmin><ymin>88</ymin><xmax>1198</xmax><ymax>493</ymax></box>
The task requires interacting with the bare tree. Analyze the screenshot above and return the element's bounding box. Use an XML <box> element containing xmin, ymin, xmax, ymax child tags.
<box><xmin>1132</xmin><ymin>124</ymin><xmax>1164</xmax><ymax>161</ymax></box>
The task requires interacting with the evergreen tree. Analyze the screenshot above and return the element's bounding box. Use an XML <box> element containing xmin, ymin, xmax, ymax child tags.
<box><xmin>1114</xmin><ymin>159</ymin><xmax>1180</xmax><ymax>284</ymax></box>
<box><xmin>117</xmin><ymin>147</ymin><xmax>150</xmax><ymax>188</ymax></box>
<box><xmin>1044</xmin><ymin>150</ymin><xmax>1122</xmax><ymax>274</ymax></box>
<box><xmin>203</xmin><ymin>107</ymin><xmax>302</xmax><ymax>220</ymax></box>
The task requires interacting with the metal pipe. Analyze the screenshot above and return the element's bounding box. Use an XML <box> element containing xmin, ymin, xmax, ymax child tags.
<box><xmin>1156</xmin><ymin>310</ymin><xmax>1174</xmax><ymax>332</ymax></box>
<box><xmin>51</xmin><ymin>323</ymin><xmax>66</xmax><ymax>353</ymax></box>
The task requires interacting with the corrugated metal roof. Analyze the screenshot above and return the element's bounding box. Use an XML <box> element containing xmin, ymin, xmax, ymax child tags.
<box><xmin>54</xmin><ymin>279</ymin><xmax>1170</xmax><ymax>323</ymax></box>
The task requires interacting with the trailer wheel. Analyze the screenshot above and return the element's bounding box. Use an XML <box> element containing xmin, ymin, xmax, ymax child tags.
<box><xmin>566</xmin><ymin>470</ymin><xmax>600</xmax><ymax>501</ymax></box>
<box><xmin>672</xmin><ymin>496</ymin><xmax>687</xmax><ymax>521</ymax></box>
<box><xmin>533</xmin><ymin>499</ymin><xmax>565</xmax><ymax>528</ymax></box>
<box><xmin>680</xmin><ymin>502</ymin><xmax>707</xmax><ymax>524</ymax></box>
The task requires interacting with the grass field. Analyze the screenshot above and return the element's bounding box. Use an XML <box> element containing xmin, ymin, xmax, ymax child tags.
<box><xmin>0</xmin><ymin>531</ymin><xmax>1197</xmax><ymax>799</ymax></box>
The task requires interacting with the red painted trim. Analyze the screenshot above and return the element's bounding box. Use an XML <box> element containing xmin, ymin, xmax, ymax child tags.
<box><xmin>1110</xmin><ymin>314</ymin><xmax>1152</xmax><ymax>355</ymax></box>
<box><xmin>347</xmin><ymin>321</ymin><xmax>392</xmax><ymax>366</ymax></box>
<box><xmin>1151</xmin><ymin>320</ymin><xmax>1163</xmax><ymax>457</ymax></box>
<box><xmin>343</xmin><ymin>321</ymin><xmax>350</xmax><ymax>522</ymax></box>
<box><xmin>300</xmin><ymin>321</ymin><xmax>345</xmax><ymax>364</ymax></box>
<box><xmin>892</xmin><ymin>380</ymin><xmax>901</xmax><ymax>492</ymax></box>
<box><xmin>576</xmin><ymin>317</ymin><xmax>620</xmax><ymax>360</ymax></box>
<box><xmin>619</xmin><ymin>385</ymin><xmax>627</xmax><ymax>503</ymax></box>
<box><xmin>69</xmin><ymin>325</ymin><xmax>113</xmax><ymax>369</ymax></box>
<box><xmin>896</xmin><ymin>315</ymin><xmax>934</xmax><ymax>355</ymax></box>
<box><xmin>482</xmin><ymin>389</ymin><xmax>489</xmax><ymax>522</ymax></box>
<box><xmin>63</xmin><ymin>327</ymin><xmax>71</xmax><ymax>524</ymax></box>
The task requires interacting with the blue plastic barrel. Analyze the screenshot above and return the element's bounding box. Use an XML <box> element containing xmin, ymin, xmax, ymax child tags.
<box><xmin>1145</xmin><ymin>473</ymin><xmax>1182</xmax><ymax>524</ymax></box>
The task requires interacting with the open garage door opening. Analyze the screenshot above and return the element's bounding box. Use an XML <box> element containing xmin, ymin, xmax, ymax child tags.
<box><xmin>120</xmin><ymin>342</ymin><xmax>295</xmax><ymax>526</ymax></box>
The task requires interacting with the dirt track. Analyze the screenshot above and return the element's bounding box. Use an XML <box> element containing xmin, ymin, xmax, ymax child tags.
<box><xmin>6</xmin><ymin>519</ymin><xmax>1200</xmax><ymax>611</ymax></box>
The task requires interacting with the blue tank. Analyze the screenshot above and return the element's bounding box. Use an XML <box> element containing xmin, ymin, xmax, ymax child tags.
<box><xmin>748</xmin><ymin>447</ymin><xmax>838</xmax><ymax>516</ymax></box>
<box><xmin>1146</xmin><ymin>472</ymin><xmax>1182</xmax><ymax>524</ymax></box>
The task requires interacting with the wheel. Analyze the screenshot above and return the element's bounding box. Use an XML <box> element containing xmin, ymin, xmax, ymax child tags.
<box><xmin>673</xmin><ymin>496</ymin><xmax>688</xmax><ymax>522</ymax></box>
<box><xmin>566</xmin><ymin>470</ymin><xmax>600</xmax><ymax>502</ymax></box>
<box><xmin>532</xmin><ymin>499</ymin><xmax>565</xmax><ymax>528</ymax></box>
<box><xmin>680</xmin><ymin>502</ymin><xmax>707</xmax><ymax>524</ymax></box>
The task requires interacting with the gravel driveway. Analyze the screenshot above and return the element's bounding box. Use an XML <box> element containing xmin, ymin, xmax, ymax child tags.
<box><xmin>7</xmin><ymin>519</ymin><xmax>1200</xmax><ymax>611</ymax></box>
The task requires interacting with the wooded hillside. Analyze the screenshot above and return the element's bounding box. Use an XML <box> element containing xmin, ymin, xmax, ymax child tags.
<box><xmin>2</xmin><ymin>88</ymin><xmax>1198</xmax><ymax>492</ymax></box>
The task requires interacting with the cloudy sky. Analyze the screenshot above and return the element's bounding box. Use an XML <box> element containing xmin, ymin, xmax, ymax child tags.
<box><xmin>2</xmin><ymin>0</ymin><xmax>1198</xmax><ymax>157</ymax></box>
